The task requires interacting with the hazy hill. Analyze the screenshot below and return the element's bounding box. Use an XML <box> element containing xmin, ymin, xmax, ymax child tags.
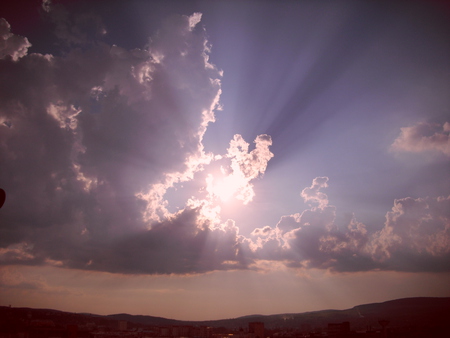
<box><xmin>103</xmin><ymin>297</ymin><xmax>450</xmax><ymax>330</ymax></box>
<box><xmin>1</xmin><ymin>297</ymin><xmax>449</xmax><ymax>331</ymax></box>
<box><xmin>194</xmin><ymin>297</ymin><xmax>450</xmax><ymax>330</ymax></box>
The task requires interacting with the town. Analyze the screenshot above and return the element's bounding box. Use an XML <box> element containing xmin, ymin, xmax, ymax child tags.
<box><xmin>1</xmin><ymin>306</ymin><xmax>447</xmax><ymax>338</ymax></box>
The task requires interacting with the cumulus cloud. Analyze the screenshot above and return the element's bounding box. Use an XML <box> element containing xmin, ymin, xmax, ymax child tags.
<box><xmin>1</xmin><ymin>9</ymin><xmax>448</xmax><ymax>276</ymax></box>
<box><xmin>0</xmin><ymin>10</ymin><xmax>277</xmax><ymax>276</ymax></box>
<box><xmin>391</xmin><ymin>121</ymin><xmax>450</xmax><ymax>157</ymax></box>
<box><xmin>300</xmin><ymin>176</ymin><xmax>329</xmax><ymax>209</ymax></box>
<box><xmin>249</xmin><ymin>178</ymin><xmax>372</xmax><ymax>271</ymax></box>
<box><xmin>0</xmin><ymin>12</ymin><xmax>234</xmax><ymax>274</ymax></box>
<box><xmin>250</xmin><ymin>177</ymin><xmax>450</xmax><ymax>273</ymax></box>
<box><xmin>42</xmin><ymin>0</ymin><xmax>107</xmax><ymax>47</ymax></box>
<box><xmin>370</xmin><ymin>195</ymin><xmax>450</xmax><ymax>271</ymax></box>
<box><xmin>206</xmin><ymin>134</ymin><xmax>273</xmax><ymax>204</ymax></box>
<box><xmin>86</xmin><ymin>207</ymin><xmax>250</xmax><ymax>274</ymax></box>
<box><xmin>0</xmin><ymin>18</ymin><xmax>31</xmax><ymax>61</ymax></box>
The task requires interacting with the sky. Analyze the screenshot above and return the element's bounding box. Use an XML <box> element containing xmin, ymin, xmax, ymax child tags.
<box><xmin>0</xmin><ymin>0</ymin><xmax>449</xmax><ymax>321</ymax></box>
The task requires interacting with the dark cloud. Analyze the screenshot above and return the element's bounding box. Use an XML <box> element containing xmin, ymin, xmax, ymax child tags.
<box><xmin>83</xmin><ymin>208</ymin><xmax>249</xmax><ymax>275</ymax></box>
<box><xmin>44</xmin><ymin>1</ymin><xmax>107</xmax><ymax>48</ymax></box>
<box><xmin>0</xmin><ymin>12</ymin><xmax>226</xmax><ymax>274</ymax></box>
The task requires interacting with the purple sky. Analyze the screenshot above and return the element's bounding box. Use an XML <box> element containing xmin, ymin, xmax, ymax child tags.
<box><xmin>1</xmin><ymin>0</ymin><xmax>449</xmax><ymax>320</ymax></box>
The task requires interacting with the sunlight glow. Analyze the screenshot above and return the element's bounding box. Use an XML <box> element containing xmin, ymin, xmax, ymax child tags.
<box><xmin>206</xmin><ymin>171</ymin><xmax>246</xmax><ymax>203</ymax></box>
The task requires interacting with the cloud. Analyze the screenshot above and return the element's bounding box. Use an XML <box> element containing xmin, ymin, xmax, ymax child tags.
<box><xmin>370</xmin><ymin>195</ymin><xmax>450</xmax><ymax>272</ymax></box>
<box><xmin>41</xmin><ymin>0</ymin><xmax>107</xmax><ymax>47</ymax></box>
<box><xmin>1</xmin><ymin>9</ymin><xmax>448</xmax><ymax>276</ymax></box>
<box><xmin>84</xmin><ymin>207</ymin><xmax>250</xmax><ymax>274</ymax></box>
<box><xmin>0</xmin><ymin>242</ymin><xmax>37</xmax><ymax>264</ymax></box>
<box><xmin>391</xmin><ymin>121</ymin><xmax>450</xmax><ymax>157</ymax></box>
<box><xmin>0</xmin><ymin>11</ymin><xmax>272</xmax><ymax>276</ymax></box>
<box><xmin>250</xmin><ymin>178</ymin><xmax>372</xmax><ymax>271</ymax></box>
<box><xmin>0</xmin><ymin>12</ymin><xmax>227</xmax><ymax>274</ymax></box>
<box><xmin>0</xmin><ymin>266</ymin><xmax>45</xmax><ymax>290</ymax></box>
<box><xmin>207</xmin><ymin>134</ymin><xmax>274</xmax><ymax>204</ymax></box>
<box><xmin>0</xmin><ymin>18</ymin><xmax>31</xmax><ymax>61</ymax></box>
<box><xmin>300</xmin><ymin>176</ymin><xmax>329</xmax><ymax>209</ymax></box>
<box><xmin>250</xmin><ymin>177</ymin><xmax>450</xmax><ymax>273</ymax></box>
<box><xmin>42</xmin><ymin>0</ymin><xmax>52</xmax><ymax>13</ymax></box>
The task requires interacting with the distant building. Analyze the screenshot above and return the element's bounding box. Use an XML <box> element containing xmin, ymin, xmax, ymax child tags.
<box><xmin>172</xmin><ymin>325</ymin><xmax>191</xmax><ymax>337</ymax></box>
<box><xmin>67</xmin><ymin>324</ymin><xmax>78</xmax><ymax>338</ymax></box>
<box><xmin>192</xmin><ymin>325</ymin><xmax>212</xmax><ymax>338</ymax></box>
<box><xmin>249</xmin><ymin>322</ymin><xmax>264</xmax><ymax>338</ymax></box>
<box><xmin>118</xmin><ymin>320</ymin><xmax>127</xmax><ymax>331</ymax></box>
<box><xmin>327</xmin><ymin>321</ymin><xmax>350</xmax><ymax>338</ymax></box>
<box><xmin>300</xmin><ymin>323</ymin><xmax>311</xmax><ymax>333</ymax></box>
<box><xmin>152</xmin><ymin>325</ymin><xmax>213</xmax><ymax>338</ymax></box>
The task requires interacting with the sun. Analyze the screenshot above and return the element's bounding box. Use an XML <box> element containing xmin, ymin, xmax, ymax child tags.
<box><xmin>214</xmin><ymin>175</ymin><xmax>242</xmax><ymax>202</ymax></box>
<box><xmin>206</xmin><ymin>171</ymin><xmax>246</xmax><ymax>203</ymax></box>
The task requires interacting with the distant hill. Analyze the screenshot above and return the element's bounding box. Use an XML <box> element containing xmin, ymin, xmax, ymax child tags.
<box><xmin>106</xmin><ymin>297</ymin><xmax>450</xmax><ymax>330</ymax></box>
<box><xmin>106</xmin><ymin>313</ymin><xmax>184</xmax><ymax>326</ymax></box>
<box><xmin>1</xmin><ymin>297</ymin><xmax>449</xmax><ymax>331</ymax></box>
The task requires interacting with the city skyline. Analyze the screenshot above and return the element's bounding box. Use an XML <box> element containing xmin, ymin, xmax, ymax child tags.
<box><xmin>1</xmin><ymin>0</ymin><xmax>449</xmax><ymax>320</ymax></box>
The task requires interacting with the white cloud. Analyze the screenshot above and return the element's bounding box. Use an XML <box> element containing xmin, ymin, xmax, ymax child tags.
<box><xmin>370</xmin><ymin>195</ymin><xmax>450</xmax><ymax>265</ymax></box>
<box><xmin>188</xmin><ymin>13</ymin><xmax>203</xmax><ymax>31</ymax></box>
<box><xmin>391</xmin><ymin>121</ymin><xmax>450</xmax><ymax>157</ymax></box>
<box><xmin>250</xmin><ymin>177</ymin><xmax>450</xmax><ymax>273</ymax></box>
<box><xmin>300</xmin><ymin>176</ymin><xmax>329</xmax><ymax>209</ymax></box>
<box><xmin>206</xmin><ymin>134</ymin><xmax>274</xmax><ymax>204</ymax></box>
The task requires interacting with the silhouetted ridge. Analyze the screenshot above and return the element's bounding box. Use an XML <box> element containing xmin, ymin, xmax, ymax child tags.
<box><xmin>1</xmin><ymin>297</ymin><xmax>449</xmax><ymax>331</ymax></box>
<box><xmin>106</xmin><ymin>313</ymin><xmax>183</xmax><ymax>326</ymax></box>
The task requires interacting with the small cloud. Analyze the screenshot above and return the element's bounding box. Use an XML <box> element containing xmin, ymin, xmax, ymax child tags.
<box><xmin>390</xmin><ymin>121</ymin><xmax>450</xmax><ymax>157</ymax></box>
<box><xmin>188</xmin><ymin>13</ymin><xmax>203</xmax><ymax>31</ymax></box>
<box><xmin>300</xmin><ymin>176</ymin><xmax>329</xmax><ymax>209</ymax></box>
<box><xmin>251</xmin><ymin>226</ymin><xmax>273</xmax><ymax>237</ymax></box>
<box><xmin>0</xmin><ymin>242</ymin><xmax>36</xmax><ymax>264</ymax></box>
<box><xmin>42</xmin><ymin>0</ymin><xmax>52</xmax><ymax>13</ymax></box>
<box><xmin>206</xmin><ymin>134</ymin><xmax>274</xmax><ymax>204</ymax></box>
<box><xmin>0</xmin><ymin>18</ymin><xmax>31</xmax><ymax>61</ymax></box>
<box><xmin>0</xmin><ymin>267</ymin><xmax>44</xmax><ymax>290</ymax></box>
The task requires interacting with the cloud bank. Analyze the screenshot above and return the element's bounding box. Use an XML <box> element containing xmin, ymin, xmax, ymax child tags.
<box><xmin>250</xmin><ymin>178</ymin><xmax>450</xmax><ymax>273</ymax></box>
<box><xmin>1</xmin><ymin>9</ymin><xmax>449</xmax><ymax>276</ymax></box>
